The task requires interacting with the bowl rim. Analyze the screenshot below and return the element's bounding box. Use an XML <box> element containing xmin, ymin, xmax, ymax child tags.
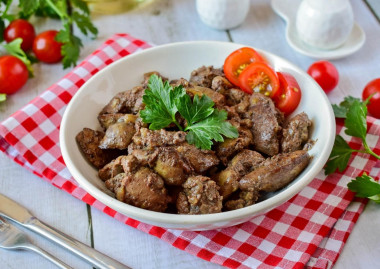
<box><xmin>60</xmin><ymin>40</ymin><xmax>336</xmax><ymax>227</ymax></box>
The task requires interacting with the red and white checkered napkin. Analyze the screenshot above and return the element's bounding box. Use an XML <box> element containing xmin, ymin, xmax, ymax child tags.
<box><xmin>1</xmin><ymin>34</ymin><xmax>380</xmax><ymax>269</ymax></box>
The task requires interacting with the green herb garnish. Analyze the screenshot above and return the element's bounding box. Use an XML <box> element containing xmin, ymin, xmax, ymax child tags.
<box><xmin>325</xmin><ymin>97</ymin><xmax>380</xmax><ymax>175</ymax></box>
<box><xmin>324</xmin><ymin>135</ymin><xmax>355</xmax><ymax>175</ymax></box>
<box><xmin>332</xmin><ymin>96</ymin><xmax>366</xmax><ymax>118</ymax></box>
<box><xmin>140</xmin><ymin>75</ymin><xmax>239</xmax><ymax>150</ymax></box>
<box><xmin>347</xmin><ymin>174</ymin><xmax>380</xmax><ymax>203</ymax></box>
<box><xmin>140</xmin><ymin>75</ymin><xmax>186</xmax><ymax>130</ymax></box>
<box><xmin>326</xmin><ymin>95</ymin><xmax>380</xmax><ymax>201</ymax></box>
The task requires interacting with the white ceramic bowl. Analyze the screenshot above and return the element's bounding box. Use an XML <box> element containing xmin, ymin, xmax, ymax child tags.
<box><xmin>60</xmin><ymin>41</ymin><xmax>335</xmax><ymax>231</ymax></box>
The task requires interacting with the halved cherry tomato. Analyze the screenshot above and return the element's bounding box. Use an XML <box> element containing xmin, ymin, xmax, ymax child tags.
<box><xmin>238</xmin><ymin>62</ymin><xmax>280</xmax><ymax>96</ymax></box>
<box><xmin>223</xmin><ymin>47</ymin><xmax>264</xmax><ymax>87</ymax></box>
<box><xmin>274</xmin><ymin>72</ymin><xmax>302</xmax><ymax>115</ymax></box>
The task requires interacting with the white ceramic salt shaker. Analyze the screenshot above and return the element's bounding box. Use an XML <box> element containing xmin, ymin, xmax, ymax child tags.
<box><xmin>196</xmin><ymin>0</ymin><xmax>250</xmax><ymax>30</ymax></box>
<box><xmin>296</xmin><ymin>0</ymin><xmax>354</xmax><ymax>50</ymax></box>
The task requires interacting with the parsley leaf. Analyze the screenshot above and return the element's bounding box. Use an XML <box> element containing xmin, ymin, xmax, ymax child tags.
<box><xmin>18</xmin><ymin>0</ymin><xmax>40</xmax><ymax>17</ymax></box>
<box><xmin>34</xmin><ymin>1</ymin><xmax>60</xmax><ymax>19</ymax></box>
<box><xmin>141</xmin><ymin>75</ymin><xmax>239</xmax><ymax>150</ymax></box>
<box><xmin>325</xmin><ymin>135</ymin><xmax>355</xmax><ymax>175</ymax></box>
<box><xmin>348</xmin><ymin>174</ymin><xmax>380</xmax><ymax>203</ymax></box>
<box><xmin>71</xmin><ymin>0</ymin><xmax>90</xmax><ymax>15</ymax></box>
<box><xmin>332</xmin><ymin>96</ymin><xmax>362</xmax><ymax>118</ymax></box>
<box><xmin>344</xmin><ymin>98</ymin><xmax>367</xmax><ymax>141</ymax></box>
<box><xmin>185</xmin><ymin>110</ymin><xmax>238</xmax><ymax>150</ymax></box>
<box><xmin>140</xmin><ymin>75</ymin><xmax>186</xmax><ymax>130</ymax></box>
<box><xmin>177</xmin><ymin>94</ymin><xmax>214</xmax><ymax>125</ymax></box>
<box><xmin>72</xmin><ymin>11</ymin><xmax>98</xmax><ymax>36</ymax></box>
<box><xmin>56</xmin><ymin>25</ymin><xmax>83</xmax><ymax>69</ymax></box>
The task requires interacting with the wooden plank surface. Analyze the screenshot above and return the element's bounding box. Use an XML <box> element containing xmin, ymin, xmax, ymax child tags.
<box><xmin>1</xmin><ymin>0</ymin><xmax>380</xmax><ymax>268</ymax></box>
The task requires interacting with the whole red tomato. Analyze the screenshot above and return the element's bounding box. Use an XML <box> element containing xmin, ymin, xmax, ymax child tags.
<box><xmin>0</xmin><ymin>56</ymin><xmax>29</xmax><ymax>94</ymax></box>
<box><xmin>307</xmin><ymin>61</ymin><xmax>339</xmax><ymax>93</ymax></box>
<box><xmin>362</xmin><ymin>78</ymin><xmax>380</xmax><ymax>119</ymax></box>
<box><xmin>33</xmin><ymin>30</ymin><xmax>63</xmax><ymax>63</ymax></box>
<box><xmin>3</xmin><ymin>19</ymin><xmax>36</xmax><ymax>51</ymax></box>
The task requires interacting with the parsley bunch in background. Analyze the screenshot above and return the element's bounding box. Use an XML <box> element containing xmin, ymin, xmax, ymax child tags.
<box><xmin>141</xmin><ymin>75</ymin><xmax>239</xmax><ymax>150</ymax></box>
<box><xmin>325</xmin><ymin>96</ymin><xmax>380</xmax><ymax>203</ymax></box>
<box><xmin>0</xmin><ymin>0</ymin><xmax>98</xmax><ymax>68</ymax></box>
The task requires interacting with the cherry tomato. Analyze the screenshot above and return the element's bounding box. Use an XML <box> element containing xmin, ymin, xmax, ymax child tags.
<box><xmin>3</xmin><ymin>19</ymin><xmax>36</xmax><ymax>51</ymax></box>
<box><xmin>0</xmin><ymin>56</ymin><xmax>29</xmax><ymax>94</ymax></box>
<box><xmin>224</xmin><ymin>47</ymin><xmax>265</xmax><ymax>87</ymax></box>
<box><xmin>273</xmin><ymin>72</ymin><xmax>302</xmax><ymax>115</ymax></box>
<box><xmin>33</xmin><ymin>30</ymin><xmax>63</xmax><ymax>63</ymax></box>
<box><xmin>307</xmin><ymin>60</ymin><xmax>339</xmax><ymax>93</ymax></box>
<box><xmin>362</xmin><ymin>78</ymin><xmax>380</xmax><ymax>119</ymax></box>
<box><xmin>238</xmin><ymin>62</ymin><xmax>280</xmax><ymax>96</ymax></box>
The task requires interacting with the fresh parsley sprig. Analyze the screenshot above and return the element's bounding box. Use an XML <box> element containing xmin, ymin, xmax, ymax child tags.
<box><xmin>347</xmin><ymin>174</ymin><xmax>380</xmax><ymax>203</ymax></box>
<box><xmin>326</xmin><ymin>96</ymin><xmax>380</xmax><ymax>201</ymax></box>
<box><xmin>140</xmin><ymin>75</ymin><xmax>239</xmax><ymax>150</ymax></box>
<box><xmin>325</xmin><ymin>96</ymin><xmax>380</xmax><ymax>175</ymax></box>
<box><xmin>141</xmin><ymin>75</ymin><xmax>186</xmax><ymax>130</ymax></box>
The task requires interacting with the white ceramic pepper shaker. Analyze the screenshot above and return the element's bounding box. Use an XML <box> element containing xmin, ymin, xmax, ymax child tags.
<box><xmin>196</xmin><ymin>0</ymin><xmax>250</xmax><ymax>30</ymax></box>
<box><xmin>296</xmin><ymin>0</ymin><xmax>354</xmax><ymax>50</ymax></box>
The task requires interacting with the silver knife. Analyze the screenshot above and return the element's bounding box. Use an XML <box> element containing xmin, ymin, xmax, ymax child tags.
<box><xmin>0</xmin><ymin>193</ymin><xmax>131</xmax><ymax>269</ymax></box>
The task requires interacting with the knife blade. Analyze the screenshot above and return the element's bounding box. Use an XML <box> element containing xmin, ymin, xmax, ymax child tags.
<box><xmin>0</xmin><ymin>193</ymin><xmax>34</xmax><ymax>224</ymax></box>
<box><xmin>0</xmin><ymin>193</ymin><xmax>131</xmax><ymax>269</ymax></box>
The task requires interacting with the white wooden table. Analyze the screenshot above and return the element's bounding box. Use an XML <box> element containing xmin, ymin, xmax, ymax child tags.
<box><xmin>1</xmin><ymin>0</ymin><xmax>380</xmax><ymax>268</ymax></box>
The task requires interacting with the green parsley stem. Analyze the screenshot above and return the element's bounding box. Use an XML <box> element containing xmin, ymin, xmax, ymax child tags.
<box><xmin>66</xmin><ymin>0</ymin><xmax>74</xmax><ymax>33</ymax></box>
<box><xmin>174</xmin><ymin>121</ymin><xmax>183</xmax><ymax>131</ymax></box>
<box><xmin>3</xmin><ymin>1</ymin><xmax>11</xmax><ymax>17</ymax></box>
<box><xmin>363</xmin><ymin>140</ymin><xmax>380</xmax><ymax>160</ymax></box>
<box><xmin>45</xmin><ymin>0</ymin><xmax>67</xmax><ymax>20</ymax></box>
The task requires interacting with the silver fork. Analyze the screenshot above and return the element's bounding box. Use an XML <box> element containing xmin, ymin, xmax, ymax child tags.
<box><xmin>0</xmin><ymin>217</ymin><xmax>72</xmax><ymax>269</ymax></box>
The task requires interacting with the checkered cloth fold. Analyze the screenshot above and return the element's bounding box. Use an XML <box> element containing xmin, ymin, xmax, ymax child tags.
<box><xmin>1</xmin><ymin>34</ymin><xmax>379</xmax><ymax>269</ymax></box>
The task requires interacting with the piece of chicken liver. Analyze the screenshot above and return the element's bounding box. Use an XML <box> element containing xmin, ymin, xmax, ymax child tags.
<box><xmin>239</xmin><ymin>150</ymin><xmax>311</xmax><ymax>193</ymax></box>
<box><xmin>248</xmin><ymin>93</ymin><xmax>284</xmax><ymax>156</ymax></box>
<box><xmin>281</xmin><ymin>112</ymin><xmax>312</xmax><ymax>153</ymax></box>
<box><xmin>177</xmin><ymin>175</ymin><xmax>223</xmax><ymax>214</ymax></box>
